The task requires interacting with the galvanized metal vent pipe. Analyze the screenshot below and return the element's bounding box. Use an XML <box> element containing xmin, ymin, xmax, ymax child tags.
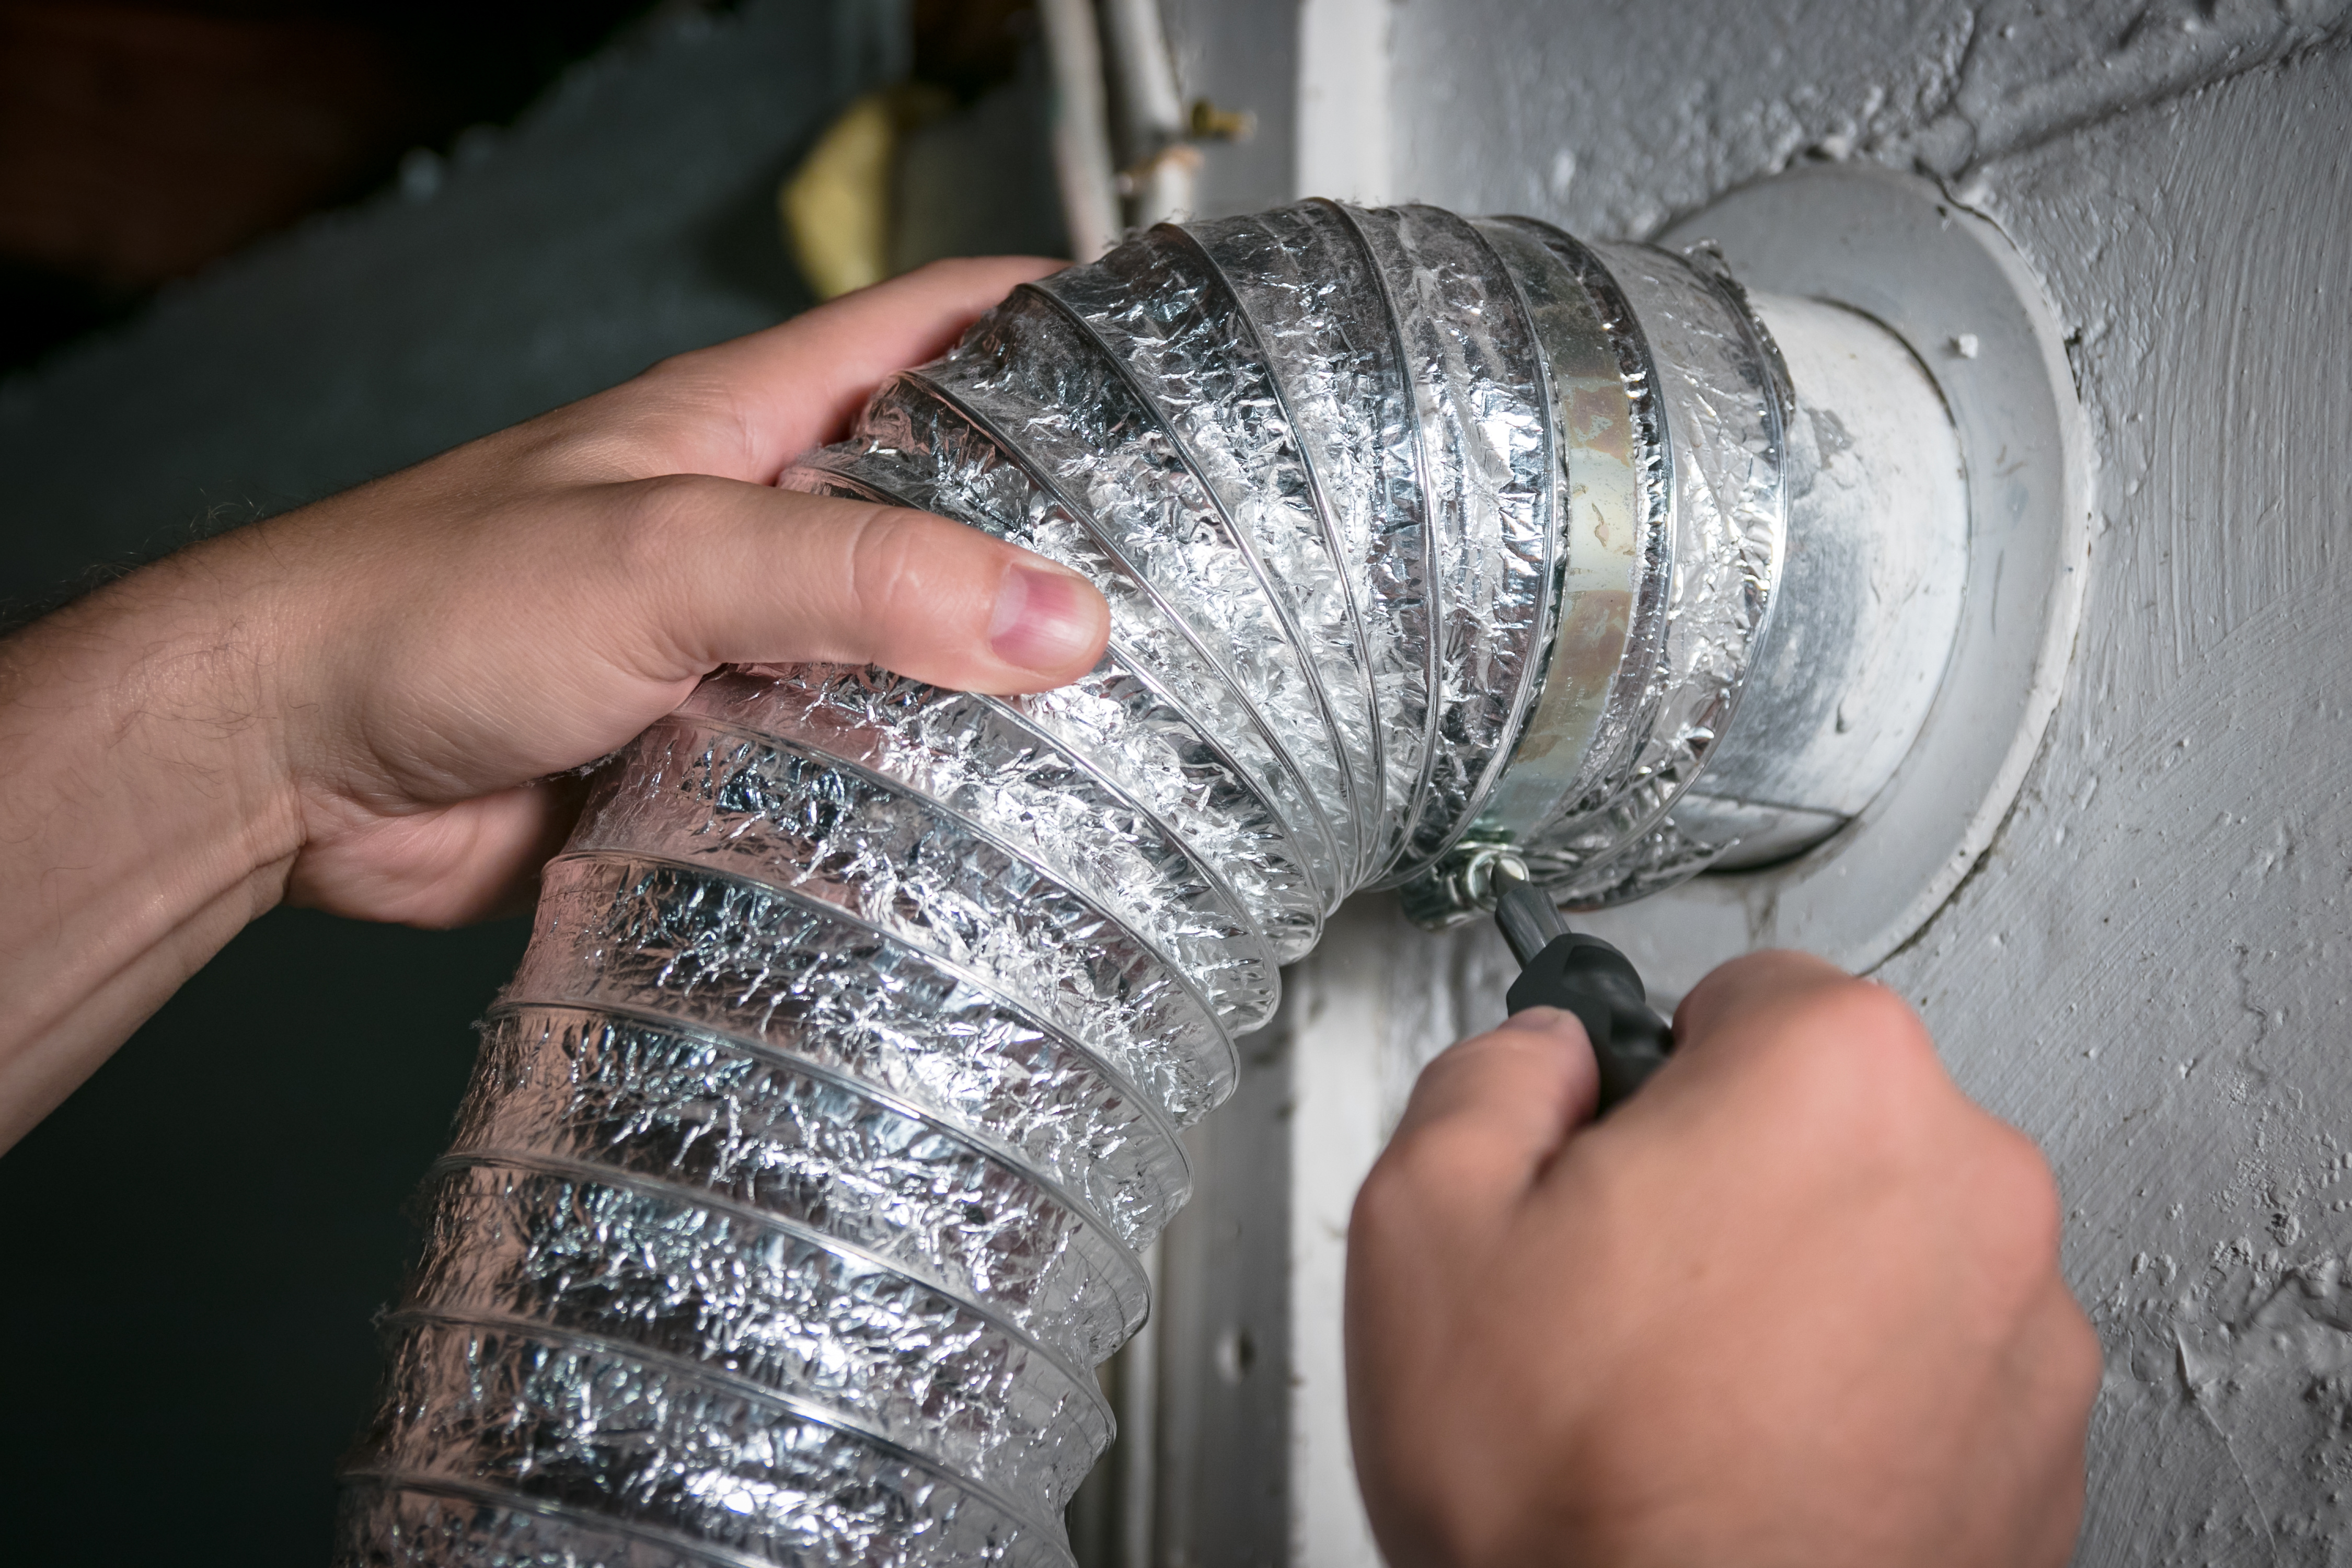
<box><xmin>338</xmin><ymin>199</ymin><xmax>1963</xmax><ymax>1567</ymax></box>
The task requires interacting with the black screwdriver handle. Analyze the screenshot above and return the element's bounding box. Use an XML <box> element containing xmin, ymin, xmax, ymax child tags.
<box><xmin>1504</xmin><ymin>931</ymin><xmax>1675</xmax><ymax>1113</ymax></box>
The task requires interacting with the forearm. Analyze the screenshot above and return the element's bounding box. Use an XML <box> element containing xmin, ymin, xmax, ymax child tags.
<box><xmin>0</xmin><ymin>542</ymin><xmax>301</xmax><ymax>1149</ymax></box>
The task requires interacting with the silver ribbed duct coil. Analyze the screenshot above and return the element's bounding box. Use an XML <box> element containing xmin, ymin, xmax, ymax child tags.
<box><xmin>337</xmin><ymin>200</ymin><xmax>1788</xmax><ymax>1567</ymax></box>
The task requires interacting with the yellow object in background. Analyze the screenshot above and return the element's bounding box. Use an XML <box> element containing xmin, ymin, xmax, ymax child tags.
<box><xmin>780</xmin><ymin>85</ymin><xmax>951</xmax><ymax>301</ymax></box>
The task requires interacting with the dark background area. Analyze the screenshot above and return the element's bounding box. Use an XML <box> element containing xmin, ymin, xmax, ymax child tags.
<box><xmin>0</xmin><ymin>1</ymin><xmax>662</xmax><ymax>373</ymax></box>
<box><xmin>0</xmin><ymin>0</ymin><xmax>1051</xmax><ymax>379</ymax></box>
<box><xmin>0</xmin><ymin>1</ymin><xmax>1059</xmax><ymax>1560</ymax></box>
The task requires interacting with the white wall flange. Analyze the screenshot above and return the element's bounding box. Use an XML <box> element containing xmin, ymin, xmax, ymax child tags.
<box><xmin>1576</xmin><ymin>163</ymin><xmax>2093</xmax><ymax>1000</ymax></box>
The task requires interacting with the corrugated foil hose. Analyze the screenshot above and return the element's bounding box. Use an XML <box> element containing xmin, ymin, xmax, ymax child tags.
<box><xmin>339</xmin><ymin>198</ymin><xmax>1963</xmax><ymax>1566</ymax></box>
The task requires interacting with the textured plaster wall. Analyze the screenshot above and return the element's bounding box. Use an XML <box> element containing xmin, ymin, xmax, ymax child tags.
<box><xmin>1353</xmin><ymin>3</ymin><xmax>2352</xmax><ymax>1561</ymax></box>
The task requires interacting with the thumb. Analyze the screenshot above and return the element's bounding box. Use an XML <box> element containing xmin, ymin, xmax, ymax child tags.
<box><xmin>606</xmin><ymin>477</ymin><xmax>1110</xmax><ymax>694</ymax></box>
<box><xmin>277</xmin><ymin>474</ymin><xmax>1112</xmax><ymax>809</ymax></box>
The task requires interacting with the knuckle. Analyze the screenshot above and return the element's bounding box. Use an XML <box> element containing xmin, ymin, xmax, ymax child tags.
<box><xmin>903</xmin><ymin>256</ymin><xmax>969</xmax><ymax>286</ymax></box>
<box><xmin>632</xmin><ymin>343</ymin><xmax>740</xmax><ymax>410</ymax></box>
<box><xmin>587</xmin><ymin>476</ymin><xmax>742</xmax><ymax>647</ymax></box>
<box><xmin>847</xmin><ymin>504</ymin><xmax>947</xmax><ymax>615</ymax></box>
<box><xmin>1812</xmin><ymin>985</ymin><xmax>1944</xmax><ymax>1100</ymax></box>
<box><xmin>606</xmin><ymin>474</ymin><xmax>719</xmax><ymax>568</ymax></box>
<box><xmin>640</xmin><ymin>343</ymin><xmax>709</xmax><ymax>383</ymax></box>
<box><xmin>1350</xmin><ymin>1158</ymin><xmax>1414</xmax><ymax>1236</ymax></box>
<box><xmin>1809</xmin><ymin>977</ymin><xmax>1936</xmax><ymax>1062</ymax></box>
<box><xmin>1927</xmin><ymin>1121</ymin><xmax>2074</xmax><ymax>1323</ymax></box>
<box><xmin>2055</xmin><ymin>1301</ymin><xmax>2108</xmax><ymax>1399</ymax></box>
<box><xmin>1980</xmin><ymin>1124</ymin><xmax>2068</xmax><ymax>1260</ymax></box>
<box><xmin>1373</xmin><ymin>1124</ymin><xmax>1457</xmax><ymax>1192</ymax></box>
<box><xmin>1371</xmin><ymin>1123</ymin><xmax>1507</xmax><ymax>1211</ymax></box>
<box><xmin>1351</xmin><ymin>1152</ymin><xmax>1456</xmax><ymax>1251</ymax></box>
<box><xmin>585</xmin><ymin>366</ymin><xmax>734</xmax><ymax>471</ymax></box>
<box><xmin>1737</xmin><ymin>981</ymin><xmax>1970</xmax><ymax>1184</ymax></box>
<box><xmin>1763</xmin><ymin>980</ymin><xmax>1938</xmax><ymax>1105</ymax></box>
<box><xmin>907</xmin><ymin>255</ymin><xmax>1004</xmax><ymax>297</ymax></box>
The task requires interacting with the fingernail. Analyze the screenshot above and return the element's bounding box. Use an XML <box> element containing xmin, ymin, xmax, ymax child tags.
<box><xmin>989</xmin><ymin>563</ymin><xmax>1101</xmax><ymax>674</ymax></box>
<box><xmin>1498</xmin><ymin>1007</ymin><xmax>1582</xmax><ymax>1036</ymax></box>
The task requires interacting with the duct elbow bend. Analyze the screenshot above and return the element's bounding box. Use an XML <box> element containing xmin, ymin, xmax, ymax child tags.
<box><xmin>340</xmin><ymin>191</ymin><xmax>1992</xmax><ymax>1567</ymax></box>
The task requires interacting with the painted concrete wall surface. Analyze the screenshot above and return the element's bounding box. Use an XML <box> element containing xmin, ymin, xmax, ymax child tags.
<box><xmin>1247</xmin><ymin>3</ymin><xmax>2351</xmax><ymax>1563</ymax></box>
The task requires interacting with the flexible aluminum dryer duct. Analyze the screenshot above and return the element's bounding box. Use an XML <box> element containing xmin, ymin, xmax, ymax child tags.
<box><xmin>339</xmin><ymin>199</ymin><xmax>1958</xmax><ymax>1566</ymax></box>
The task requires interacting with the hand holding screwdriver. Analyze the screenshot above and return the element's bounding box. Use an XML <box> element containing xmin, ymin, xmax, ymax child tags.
<box><xmin>1345</xmin><ymin>949</ymin><xmax>2102</xmax><ymax>1568</ymax></box>
<box><xmin>1490</xmin><ymin>861</ymin><xmax>1674</xmax><ymax>1112</ymax></box>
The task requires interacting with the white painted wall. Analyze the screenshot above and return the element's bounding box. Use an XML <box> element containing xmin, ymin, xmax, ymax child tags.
<box><xmin>1254</xmin><ymin>4</ymin><xmax>2352</xmax><ymax>1563</ymax></box>
<box><xmin>1295</xmin><ymin>0</ymin><xmax>1392</xmax><ymax>204</ymax></box>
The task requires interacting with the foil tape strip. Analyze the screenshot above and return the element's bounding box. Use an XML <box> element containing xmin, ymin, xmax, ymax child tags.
<box><xmin>679</xmin><ymin>666</ymin><xmax>1279</xmax><ymax>1032</ymax></box>
<box><xmin>404</xmin><ymin>1159</ymin><xmax>1109</xmax><ymax>1506</ymax></box>
<box><xmin>569</xmin><ymin>717</ymin><xmax>1232</xmax><ymax>1119</ymax></box>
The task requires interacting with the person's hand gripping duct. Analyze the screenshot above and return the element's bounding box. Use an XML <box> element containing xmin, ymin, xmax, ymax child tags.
<box><xmin>337</xmin><ymin>197</ymin><xmax>1966</xmax><ymax>1566</ymax></box>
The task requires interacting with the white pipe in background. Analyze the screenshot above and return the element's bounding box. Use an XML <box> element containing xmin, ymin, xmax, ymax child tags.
<box><xmin>1040</xmin><ymin>0</ymin><xmax>1123</xmax><ymax>259</ymax></box>
<box><xmin>1101</xmin><ymin>0</ymin><xmax>1201</xmax><ymax>227</ymax></box>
